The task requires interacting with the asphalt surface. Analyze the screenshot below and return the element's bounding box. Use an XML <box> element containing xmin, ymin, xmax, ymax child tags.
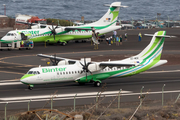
<box><xmin>0</xmin><ymin>28</ymin><xmax>180</xmax><ymax>115</ymax></box>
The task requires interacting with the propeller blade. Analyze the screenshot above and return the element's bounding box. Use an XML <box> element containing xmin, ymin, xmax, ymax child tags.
<box><xmin>55</xmin><ymin>25</ymin><xmax>59</xmax><ymax>29</ymax></box>
<box><xmin>48</xmin><ymin>27</ymin><xmax>53</xmax><ymax>31</ymax></box>
<box><xmin>80</xmin><ymin>62</ymin><xmax>84</xmax><ymax>67</ymax></box>
<box><xmin>86</xmin><ymin>71</ymin><xmax>87</xmax><ymax>81</ymax></box>
<box><xmin>53</xmin><ymin>34</ymin><xmax>55</xmax><ymax>41</ymax></box>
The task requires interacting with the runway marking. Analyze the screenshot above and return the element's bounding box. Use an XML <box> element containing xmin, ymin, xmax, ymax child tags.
<box><xmin>142</xmin><ymin>69</ymin><xmax>180</xmax><ymax>74</ymax></box>
<box><xmin>0</xmin><ymin>79</ymin><xmax>20</xmax><ymax>82</ymax></box>
<box><xmin>0</xmin><ymin>71</ymin><xmax>24</xmax><ymax>75</ymax></box>
<box><xmin>1</xmin><ymin>89</ymin><xmax>180</xmax><ymax>103</ymax></box>
<box><xmin>0</xmin><ymin>82</ymin><xmax>21</xmax><ymax>86</ymax></box>
<box><xmin>0</xmin><ymin>90</ymin><xmax>132</xmax><ymax>101</ymax></box>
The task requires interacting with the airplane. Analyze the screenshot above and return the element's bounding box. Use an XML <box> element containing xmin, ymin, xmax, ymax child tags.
<box><xmin>0</xmin><ymin>2</ymin><xmax>127</xmax><ymax>45</ymax></box>
<box><xmin>20</xmin><ymin>31</ymin><xmax>174</xmax><ymax>90</ymax></box>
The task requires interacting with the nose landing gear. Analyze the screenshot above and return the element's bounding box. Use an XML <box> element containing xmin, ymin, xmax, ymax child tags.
<box><xmin>28</xmin><ymin>85</ymin><xmax>34</xmax><ymax>90</ymax></box>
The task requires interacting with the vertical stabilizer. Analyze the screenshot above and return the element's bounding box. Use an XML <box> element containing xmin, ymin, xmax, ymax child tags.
<box><xmin>84</xmin><ymin>2</ymin><xmax>126</xmax><ymax>27</ymax></box>
<box><xmin>136</xmin><ymin>31</ymin><xmax>166</xmax><ymax>60</ymax></box>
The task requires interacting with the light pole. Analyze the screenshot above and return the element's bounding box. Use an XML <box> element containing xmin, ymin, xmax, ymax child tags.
<box><xmin>162</xmin><ymin>84</ymin><xmax>166</xmax><ymax>106</ymax></box>
<box><xmin>118</xmin><ymin>89</ymin><xmax>122</xmax><ymax>109</ymax></box>
<box><xmin>156</xmin><ymin>16</ymin><xmax>158</xmax><ymax>28</ymax></box>
<box><xmin>28</xmin><ymin>99</ymin><xmax>31</xmax><ymax>111</ymax></box>
<box><xmin>131</xmin><ymin>17</ymin><xmax>133</xmax><ymax>29</ymax></box>
<box><xmin>140</xmin><ymin>86</ymin><xmax>144</xmax><ymax>107</ymax></box>
<box><xmin>5</xmin><ymin>102</ymin><xmax>8</xmax><ymax>120</ymax></box>
<box><xmin>144</xmin><ymin>16</ymin><xmax>145</xmax><ymax>29</ymax></box>
<box><xmin>167</xmin><ymin>15</ymin><xmax>169</xmax><ymax>28</ymax></box>
<box><xmin>74</xmin><ymin>94</ymin><xmax>77</xmax><ymax>112</ymax></box>
<box><xmin>3</xmin><ymin>4</ymin><xmax>6</xmax><ymax>16</ymax></box>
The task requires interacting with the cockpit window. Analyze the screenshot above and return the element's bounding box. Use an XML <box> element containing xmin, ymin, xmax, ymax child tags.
<box><xmin>6</xmin><ymin>33</ymin><xmax>11</xmax><ymax>36</ymax></box>
<box><xmin>27</xmin><ymin>71</ymin><xmax>40</xmax><ymax>74</ymax></box>
<box><xmin>27</xmin><ymin>71</ymin><xmax>33</xmax><ymax>74</ymax></box>
<box><xmin>33</xmin><ymin>71</ymin><xmax>37</xmax><ymax>74</ymax></box>
<box><xmin>6</xmin><ymin>33</ymin><xmax>14</xmax><ymax>36</ymax></box>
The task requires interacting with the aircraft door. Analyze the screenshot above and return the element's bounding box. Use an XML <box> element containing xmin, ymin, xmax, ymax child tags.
<box><xmin>20</xmin><ymin>33</ymin><xmax>27</xmax><ymax>40</ymax></box>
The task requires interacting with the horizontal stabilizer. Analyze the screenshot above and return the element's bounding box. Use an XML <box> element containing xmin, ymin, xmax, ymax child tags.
<box><xmin>104</xmin><ymin>4</ymin><xmax>128</xmax><ymax>8</ymax></box>
<box><xmin>144</xmin><ymin>34</ymin><xmax>176</xmax><ymax>38</ymax></box>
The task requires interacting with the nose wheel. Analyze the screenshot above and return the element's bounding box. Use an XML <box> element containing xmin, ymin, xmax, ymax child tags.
<box><xmin>28</xmin><ymin>85</ymin><xmax>34</xmax><ymax>90</ymax></box>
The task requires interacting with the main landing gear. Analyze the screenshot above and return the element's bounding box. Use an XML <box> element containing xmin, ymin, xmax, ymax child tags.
<box><xmin>94</xmin><ymin>81</ymin><xmax>101</xmax><ymax>87</ymax></box>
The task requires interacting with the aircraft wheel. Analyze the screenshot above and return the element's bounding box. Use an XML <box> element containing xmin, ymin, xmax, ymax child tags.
<box><xmin>28</xmin><ymin>86</ymin><xmax>33</xmax><ymax>90</ymax></box>
<box><xmin>94</xmin><ymin>81</ymin><xmax>101</xmax><ymax>87</ymax></box>
<box><xmin>62</xmin><ymin>42</ymin><xmax>66</xmax><ymax>46</ymax></box>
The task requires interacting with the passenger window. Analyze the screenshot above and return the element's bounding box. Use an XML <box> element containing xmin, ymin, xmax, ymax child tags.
<box><xmin>66</xmin><ymin>72</ymin><xmax>68</xmax><ymax>74</ymax></box>
<box><xmin>72</xmin><ymin>71</ymin><xmax>74</xmax><ymax>74</ymax></box>
<box><xmin>63</xmin><ymin>72</ymin><xmax>65</xmax><ymax>74</ymax></box>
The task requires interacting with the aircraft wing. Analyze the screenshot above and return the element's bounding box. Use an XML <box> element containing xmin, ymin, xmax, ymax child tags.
<box><xmin>37</xmin><ymin>54</ymin><xmax>79</xmax><ymax>64</ymax></box>
<box><xmin>64</xmin><ymin>27</ymin><xmax>92</xmax><ymax>31</ymax></box>
<box><xmin>99</xmin><ymin>62</ymin><xmax>136</xmax><ymax>67</ymax></box>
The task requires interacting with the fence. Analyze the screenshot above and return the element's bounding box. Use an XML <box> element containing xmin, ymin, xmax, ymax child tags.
<box><xmin>1</xmin><ymin>84</ymin><xmax>180</xmax><ymax>120</ymax></box>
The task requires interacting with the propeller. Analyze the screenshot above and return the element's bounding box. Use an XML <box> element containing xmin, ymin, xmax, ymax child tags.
<box><xmin>80</xmin><ymin>57</ymin><xmax>92</xmax><ymax>81</ymax></box>
<box><xmin>48</xmin><ymin>22</ymin><xmax>59</xmax><ymax>41</ymax></box>
<box><xmin>51</xmin><ymin>54</ymin><xmax>58</xmax><ymax>66</ymax></box>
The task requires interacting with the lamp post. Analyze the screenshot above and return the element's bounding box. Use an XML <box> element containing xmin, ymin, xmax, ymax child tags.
<box><xmin>3</xmin><ymin>4</ymin><xmax>6</xmax><ymax>16</ymax></box>
<box><xmin>5</xmin><ymin>102</ymin><xmax>8</xmax><ymax>120</ymax></box>
<box><xmin>162</xmin><ymin>84</ymin><xmax>166</xmax><ymax>106</ymax></box>
<box><xmin>167</xmin><ymin>15</ymin><xmax>169</xmax><ymax>28</ymax></box>
<box><xmin>131</xmin><ymin>17</ymin><xmax>133</xmax><ymax>29</ymax></box>
<box><xmin>144</xmin><ymin>16</ymin><xmax>145</xmax><ymax>29</ymax></box>
<box><xmin>140</xmin><ymin>86</ymin><xmax>144</xmax><ymax>107</ymax></box>
<box><xmin>28</xmin><ymin>99</ymin><xmax>31</xmax><ymax>111</ymax></box>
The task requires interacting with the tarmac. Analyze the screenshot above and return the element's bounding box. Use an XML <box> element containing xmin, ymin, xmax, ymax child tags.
<box><xmin>0</xmin><ymin>27</ymin><xmax>180</xmax><ymax>115</ymax></box>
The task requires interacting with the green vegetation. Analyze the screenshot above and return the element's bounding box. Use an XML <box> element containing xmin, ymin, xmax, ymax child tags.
<box><xmin>46</xmin><ymin>18</ymin><xmax>74</xmax><ymax>26</ymax></box>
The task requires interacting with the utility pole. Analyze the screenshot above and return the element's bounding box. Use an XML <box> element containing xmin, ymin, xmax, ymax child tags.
<box><xmin>3</xmin><ymin>4</ymin><xmax>6</xmax><ymax>16</ymax></box>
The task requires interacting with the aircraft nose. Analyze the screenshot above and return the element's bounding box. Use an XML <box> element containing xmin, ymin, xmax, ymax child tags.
<box><xmin>20</xmin><ymin>74</ymin><xmax>32</xmax><ymax>84</ymax></box>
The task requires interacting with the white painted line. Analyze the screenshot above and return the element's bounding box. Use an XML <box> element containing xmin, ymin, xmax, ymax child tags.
<box><xmin>0</xmin><ymin>79</ymin><xmax>20</xmax><ymax>83</ymax></box>
<box><xmin>0</xmin><ymin>90</ymin><xmax>132</xmax><ymax>101</ymax></box>
<box><xmin>0</xmin><ymin>82</ymin><xmax>22</xmax><ymax>86</ymax></box>
<box><xmin>142</xmin><ymin>70</ymin><xmax>180</xmax><ymax>74</ymax></box>
<box><xmin>1</xmin><ymin>90</ymin><xmax>180</xmax><ymax>104</ymax></box>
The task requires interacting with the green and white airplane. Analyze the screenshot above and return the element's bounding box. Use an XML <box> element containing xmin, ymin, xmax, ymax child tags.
<box><xmin>20</xmin><ymin>31</ymin><xmax>173</xmax><ymax>90</ymax></box>
<box><xmin>0</xmin><ymin>2</ymin><xmax>127</xmax><ymax>45</ymax></box>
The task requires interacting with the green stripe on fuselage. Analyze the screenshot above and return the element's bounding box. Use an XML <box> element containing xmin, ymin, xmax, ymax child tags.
<box><xmin>21</xmin><ymin>74</ymin><xmax>35</xmax><ymax>80</ymax></box>
<box><xmin>142</xmin><ymin>31</ymin><xmax>164</xmax><ymax>57</ymax></box>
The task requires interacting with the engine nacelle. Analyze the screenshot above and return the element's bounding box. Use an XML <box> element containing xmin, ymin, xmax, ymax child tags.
<box><xmin>56</xmin><ymin>27</ymin><xmax>65</xmax><ymax>33</ymax></box>
<box><xmin>57</xmin><ymin>60</ymin><xmax>69</xmax><ymax>65</ymax></box>
<box><xmin>88</xmin><ymin>63</ymin><xmax>101</xmax><ymax>72</ymax></box>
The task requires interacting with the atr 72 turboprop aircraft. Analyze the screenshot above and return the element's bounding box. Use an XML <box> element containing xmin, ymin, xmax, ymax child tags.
<box><xmin>20</xmin><ymin>31</ymin><xmax>174</xmax><ymax>90</ymax></box>
<box><xmin>0</xmin><ymin>2</ymin><xmax>127</xmax><ymax>45</ymax></box>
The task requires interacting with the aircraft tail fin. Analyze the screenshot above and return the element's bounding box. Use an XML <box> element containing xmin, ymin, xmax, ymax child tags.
<box><xmin>85</xmin><ymin>2</ymin><xmax>127</xmax><ymax>27</ymax></box>
<box><xmin>136</xmin><ymin>31</ymin><xmax>171</xmax><ymax>60</ymax></box>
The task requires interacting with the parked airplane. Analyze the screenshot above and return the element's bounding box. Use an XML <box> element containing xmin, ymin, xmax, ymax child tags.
<box><xmin>0</xmin><ymin>2</ymin><xmax>127</xmax><ymax>45</ymax></box>
<box><xmin>20</xmin><ymin>31</ymin><xmax>174</xmax><ymax>90</ymax></box>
